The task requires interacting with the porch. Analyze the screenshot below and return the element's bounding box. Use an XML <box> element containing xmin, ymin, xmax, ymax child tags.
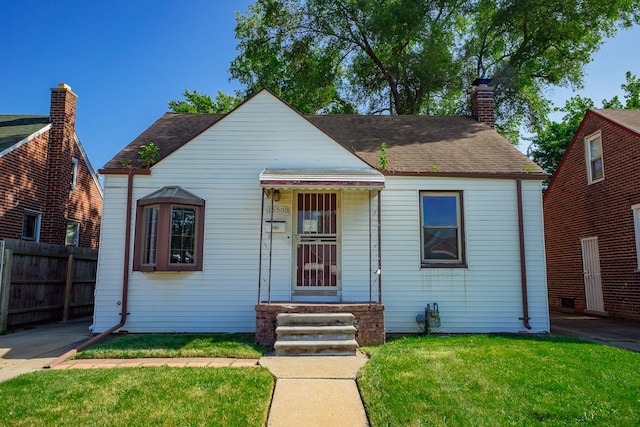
<box><xmin>255</xmin><ymin>302</ymin><xmax>385</xmax><ymax>347</ymax></box>
<box><xmin>256</xmin><ymin>169</ymin><xmax>386</xmax><ymax>347</ymax></box>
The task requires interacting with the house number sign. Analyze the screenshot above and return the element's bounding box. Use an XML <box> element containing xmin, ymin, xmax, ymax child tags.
<box><xmin>270</xmin><ymin>205</ymin><xmax>290</xmax><ymax>216</ymax></box>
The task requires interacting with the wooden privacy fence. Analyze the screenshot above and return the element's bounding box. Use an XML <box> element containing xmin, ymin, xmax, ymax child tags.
<box><xmin>0</xmin><ymin>239</ymin><xmax>98</xmax><ymax>333</ymax></box>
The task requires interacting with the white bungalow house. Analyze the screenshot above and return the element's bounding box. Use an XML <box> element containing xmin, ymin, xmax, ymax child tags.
<box><xmin>93</xmin><ymin>84</ymin><xmax>549</xmax><ymax>346</ymax></box>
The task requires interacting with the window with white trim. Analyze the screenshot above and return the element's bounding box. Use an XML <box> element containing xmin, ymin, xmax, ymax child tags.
<box><xmin>585</xmin><ymin>132</ymin><xmax>604</xmax><ymax>183</ymax></box>
<box><xmin>133</xmin><ymin>186</ymin><xmax>205</xmax><ymax>272</ymax></box>
<box><xmin>633</xmin><ymin>204</ymin><xmax>640</xmax><ymax>269</ymax></box>
<box><xmin>66</xmin><ymin>220</ymin><xmax>80</xmax><ymax>246</ymax></box>
<box><xmin>71</xmin><ymin>157</ymin><xmax>79</xmax><ymax>190</ymax></box>
<box><xmin>420</xmin><ymin>191</ymin><xmax>465</xmax><ymax>266</ymax></box>
<box><xmin>22</xmin><ymin>210</ymin><xmax>42</xmax><ymax>242</ymax></box>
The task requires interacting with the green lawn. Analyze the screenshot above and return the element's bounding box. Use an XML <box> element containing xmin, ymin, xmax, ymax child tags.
<box><xmin>2</xmin><ymin>333</ymin><xmax>639</xmax><ymax>426</ymax></box>
<box><xmin>359</xmin><ymin>334</ymin><xmax>640</xmax><ymax>426</ymax></box>
<box><xmin>0</xmin><ymin>367</ymin><xmax>273</xmax><ymax>427</ymax></box>
<box><xmin>74</xmin><ymin>333</ymin><xmax>269</xmax><ymax>359</ymax></box>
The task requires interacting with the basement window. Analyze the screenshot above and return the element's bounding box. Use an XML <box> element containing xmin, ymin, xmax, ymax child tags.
<box><xmin>133</xmin><ymin>186</ymin><xmax>205</xmax><ymax>272</ymax></box>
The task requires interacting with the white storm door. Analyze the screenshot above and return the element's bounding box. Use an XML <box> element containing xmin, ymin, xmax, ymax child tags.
<box><xmin>581</xmin><ymin>237</ymin><xmax>605</xmax><ymax>312</ymax></box>
<box><xmin>294</xmin><ymin>192</ymin><xmax>340</xmax><ymax>293</ymax></box>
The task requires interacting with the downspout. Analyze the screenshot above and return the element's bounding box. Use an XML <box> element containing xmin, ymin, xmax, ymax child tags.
<box><xmin>45</xmin><ymin>168</ymin><xmax>135</xmax><ymax>367</ymax></box>
<box><xmin>377</xmin><ymin>190</ymin><xmax>382</xmax><ymax>303</ymax></box>
<box><xmin>516</xmin><ymin>178</ymin><xmax>531</xmax><ymax>330</ymax></box>
<box><xmin>257</xmin><ymin>189</ymin><xmax>266</xmax><ymax>303</ymax></box>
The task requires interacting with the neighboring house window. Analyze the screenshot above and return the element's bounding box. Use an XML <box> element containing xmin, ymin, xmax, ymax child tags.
<box><xmin>133</xmin><ymin>186</ymin><xmax>205</xmax><ymax>272</ymax></box>
<box><xmin>71</xmin><ymin>157</ymin><xmax>79</xmax><ymax>190</ymax></box>
<box><xmin>633</xmin><ymin>204</ymin><xmax>640</xmax><ymax>270</ymax></box>
<box><xmin>420</xmin><ymin>191</ymin><xmax>465</xmax><ymax>266</ymax></box>
<box><xmin>66</xmin><ymin>220</ymin><xmax>80</xmax><ymax>246</ymax></box>
<box><xmin>585</xmin><ymin>132</ymin><xmax>604</xmax><ymax>183</ymax></box>
<box><xmin>22</xmin><ymin>210</ymin><xmax>42</xmax><ymax>242</ymax></box>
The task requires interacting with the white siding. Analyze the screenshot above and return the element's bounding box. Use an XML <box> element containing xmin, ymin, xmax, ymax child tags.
<box><xmin>379</xmin><ymin>176</ymin><xmax>548</xmax><ymax>334</ymax></box>
<box><xmin>94</xmin><ymin>91</ymin><xmax>372</xmax><ymax>333</ymax></box>
<box><xmin>94</xmin><ymin>91</ymin><xmax>549</xmax><ymax>334</ymax></box>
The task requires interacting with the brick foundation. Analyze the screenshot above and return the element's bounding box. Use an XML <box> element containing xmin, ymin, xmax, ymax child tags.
<box><xmin>255</xmin><ymin>302</ymin><xmax>385</xmax><ymax>346</ymax></box>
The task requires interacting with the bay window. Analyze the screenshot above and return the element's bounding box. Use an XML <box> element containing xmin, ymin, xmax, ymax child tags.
<box><xmin>133</xmin><ymin>186</ymin><xmax>204</xmax><ymax>272</ymax></box>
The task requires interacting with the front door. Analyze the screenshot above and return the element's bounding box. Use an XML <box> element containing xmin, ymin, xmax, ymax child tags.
<box><xmin>581</xmin><ymin>237</ymin><xmax>605</xmax><ymax>313</ymax></box>
<box><xmin>294</xmin><ymin>192</ymin><xmax>340</xmax><ymax>296</ymax></box>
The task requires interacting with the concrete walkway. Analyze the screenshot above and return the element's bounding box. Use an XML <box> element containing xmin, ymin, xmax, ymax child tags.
<box><xmin>51</xmin><ymin>357</ymin><xmax>259</xmax><ymax>369</ymax></box>
<box><xmin>550</xmin><ymin>311</ymin><xmax>640</xmax><ymax>352</ymax></box>
<box><xmin>0</xmin><ymin>318</ymin><xmax>92</xmax><ymax>382</ymax></box>
<box><xmin>260</xmin><ymin>354</ymin><xmax>369</xmax><ymax>427</ymax></box>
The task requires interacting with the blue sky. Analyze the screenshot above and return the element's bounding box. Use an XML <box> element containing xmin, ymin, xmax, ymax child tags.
<box><xmin>1</xmin><ymin>1</ymin><xmax>638</xmax><ymax>171</ymax></box>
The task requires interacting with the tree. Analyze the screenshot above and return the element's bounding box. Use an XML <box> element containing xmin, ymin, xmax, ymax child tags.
<box><xmin>528</xmin><ymin>72</ymin><xmax>640</xmax><ymax>186</ymax></box>
<box><xmin>602</xmin><ymin>71</ymin><xmax>640</xmax><ymax>109</ymax></box>
<box><xmin>230</xmin><ymin>0</ymin><xmax>640</xmax><ymax>139</ymax></box>
<box><xmin>527</xmin><ymin>95</ymin><xmax>594</xmax><ymax>186</ymax></box>
<box><xmin>168</xmin><ymin>89</ymin><xmax>242</xmax><ymax>114</ymax></box>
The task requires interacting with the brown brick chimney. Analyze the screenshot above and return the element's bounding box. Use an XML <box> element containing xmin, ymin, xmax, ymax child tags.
<box><xmin>41</xmin><ymin>83</ymin><xmax>78</xmax><ymax>244</ymax></box>
<box><xmin>470</xmin><ymin>78</ymin><xmax>495</xmax><ymax>129</ymax></box>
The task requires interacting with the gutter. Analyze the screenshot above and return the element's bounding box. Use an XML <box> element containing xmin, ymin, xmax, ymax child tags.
<box><xmin>45</xmin><ymin>168</ymin><xmax>137</xmax><ymax>368</ymax></box>
<box><xmin>516</xmin><ymin>178</ymin><xmax>532</xmax><ymax>330</ymax></box>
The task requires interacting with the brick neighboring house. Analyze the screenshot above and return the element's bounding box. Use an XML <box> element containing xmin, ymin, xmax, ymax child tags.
<box><xmin>544</xmin><ymin>109</ymin><xmax>640</xmax><ymax>320</ymax></box>
<box><xmin>0</xmin><ymin>84</ymin><xmax>103</xmax><ymax>249</ymax></box>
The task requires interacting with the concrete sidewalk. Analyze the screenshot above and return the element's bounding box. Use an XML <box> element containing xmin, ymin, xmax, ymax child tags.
<box><xmin>260</xmin><ymin>353</ymin><xmax>369</xmax><ymax>427</ymax></box>
<box><xmin>550</xmin><ymin>311</ymin><xmax>640</xmax><ymax>352</ymax></box>
<box><xmin>0</xmin><ymin>318</ymin><xmax>92</xmax><ymax>382</ymax></box>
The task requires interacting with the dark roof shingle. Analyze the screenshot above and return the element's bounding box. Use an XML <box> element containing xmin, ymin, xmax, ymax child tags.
<box><xmin>307</xmin><ymin>115</ymin><xmax>542</xmax><ymax>175</ymax></box>
<box><xmin>592</xmin><ymin>109</ymin><xmax>640</xmax><ymax>136</ymax></box>
<box><xmin>0</xmin><ymin>115</ymin><xmax>50</xmax><ymax>153</ymax></box>
<box><xmin>103</xmin><ymin>113</ymin><xmax>224</xmax><ymax>169</ymax></box>
<box><xmin>103</xmin><ymin>111</ymin><xmax>544</xmax><ymax>177</ymax></box>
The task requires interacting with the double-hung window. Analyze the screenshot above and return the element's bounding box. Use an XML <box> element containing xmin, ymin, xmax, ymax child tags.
<box><xmin>420</xmin><ymin>191</ymin><xmax>465</xmax><ymax>266</ymax></box>
<box><xmin>133</xmin><ymin>186</ymin><xmax>205</xmax><ymax>272</ymax></box>
<box><xmin>585</xmin><ymin>132</ymin><xmax>604</xmax><ymax>183</ymax></box>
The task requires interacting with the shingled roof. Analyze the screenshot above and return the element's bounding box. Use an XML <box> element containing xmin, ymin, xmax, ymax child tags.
<box><xmin>592</xmin><ymin>109</ymin><xmax>640</xmax><ymax>136</ymax></box>
<box><xmin>307</xmin><ymin>115</ymin><xmax>542</xmax><ymax>176</ymax></box>
<box><xmin>0</xmin><ymin>115</ymin><xmax>50</xmax><ymax>154</ymax></box>
<box><xmin>103</xmin><ymin>111</ymin><xmax>544</xmax><ymax>178</ymax></box>
<box><xmin>104</xmin><ymin>113</ymin><xmax>224</xmax><ymax>169</ymax></box>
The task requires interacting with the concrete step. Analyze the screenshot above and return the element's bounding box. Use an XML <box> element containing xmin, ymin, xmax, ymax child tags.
<box><xmin>276</xmin><ymin>312</ymin><xmax>355</xmax><ymax>327</ymax></box>
<box><xmin>274</xmin><ymin>339</ymin><xmax>358</xmax><ymax>356</ymax></box>
<box><xmin>276</xmin><ymin>325</ymin><xmax>357</xmax><ymax>341</ymax></box>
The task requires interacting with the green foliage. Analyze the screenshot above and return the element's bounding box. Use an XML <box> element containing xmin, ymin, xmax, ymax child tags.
<box><xmin>138</xmin><ymin>142</ymin><xmax>159</xmax><ymax>168</ymax></box>
<box><xmin>360</xmin><ymin>334</ymin><xmax>640</xmax><ymax>426</ymax></box>
<box><xmin>379</xmin><ymin>142</ymin><xmax>388</xmax><ymax>170</ymax></box>
<box><xmin>230</xmin><ymin>0</ymin><xmax>640</xmax><ymax>140</ymax></box>
<box><xmin>602</xmin><ymin>71</ymin><xmax>640</xmax><ymax>109</ymax></box>
<box><xmin>168</xmin><ymin>89</ymin><xmax>242</xmax><ymax>113</ymax></box>
<box><xmin>528</xmin><ymin>95</ymin><xmax>594</xmax><ymax>186</ymax></box>
<box><xmin>0</xmin><ymin>368</ymin><xmax>273</xmax><ymax>426</ymax></box>
<box><xmin>528</xmin><ymin>71</ymin><xmax>640</xmax><ymax>186</ymax></box>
